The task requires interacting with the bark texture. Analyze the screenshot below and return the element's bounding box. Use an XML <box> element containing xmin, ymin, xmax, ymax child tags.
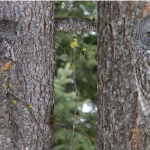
<box><xmin>0</xmin><ymin>1</ymin><xmax>55</xmax><ymax>150</ymax></box>
<box><xmin>97</xmin><ymin>1</ymin><xmax>147</xmax><ymax>150</ymax></box>
<box><xmin>55</xmin><ymin>18</ymin><xmax>97</xmax><ymax>32</ymax></box>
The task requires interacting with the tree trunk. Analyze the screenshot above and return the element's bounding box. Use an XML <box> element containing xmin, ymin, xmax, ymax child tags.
<box><xmin>0</xmin><ymin>1</ymin><xmax>55</xmax><ymax>150</ymax></box>
<box><xmin>97</xmin><ymin>1</ymin><xmax>147</xmax><ymax>150</ymax></box>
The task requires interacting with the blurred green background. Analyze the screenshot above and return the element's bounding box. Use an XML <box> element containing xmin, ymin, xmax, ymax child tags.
<box><xmin>54</xmin><ymin>1</ymin><xmax>97</xmax><ymax>150</ymax></box>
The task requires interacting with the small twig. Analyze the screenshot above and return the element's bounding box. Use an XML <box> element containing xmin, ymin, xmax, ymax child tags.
<box><xmin>77</xmin><ymin>35</ymin><xmax>97</xmax><ymax>64</ymax></box>
<box><xmin>55</xmin><ymin>39</ymin><xmax>70</xmax><ymax>62</ymax></box>
<box><xmin>65</xmin><ymin>2</ymin><xmax>79</xmax><ymax>146</ymax></box>
<box><xmin>75</xmin><ymin>53</ymin><xmax>86</xmax><ymax>65</ymax></box>
<box><xmin>86</xmin><ymin>49</ymin><xmax>97</xmax><ymax>64</ymax></box>
<box><xmin>70</xmin><ymin>45</ymin><xmax>79</xmax><ymax>146</ymax></box>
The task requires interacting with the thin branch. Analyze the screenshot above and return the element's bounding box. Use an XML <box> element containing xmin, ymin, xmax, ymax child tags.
<box><xmin>65</xmin><ymin>2</ymin><xmax>79</xmax><ymax>146</ymax></box>
<box><xmin>70</xmin><ymin>46</ymin><xmax>79</xmax><ymax>146</ymax></box>
<box><xmin>54</xmin><ymin>124</ymin><xmax>97</xmax><ymax>143</ymax></box>
<box><xmin>77</xmin><ymin>35</ymin><xmax>97</xmax><ymax>65</ymax></box>
<box><xmin>75</xmin><ymin>54</ymin><xmax>85</xmax><ymax>65</ymax></box>
<box><xmin>55</xmin><ymin>39</ymin><xmax>70</xmax><ymax>62</ymax></box>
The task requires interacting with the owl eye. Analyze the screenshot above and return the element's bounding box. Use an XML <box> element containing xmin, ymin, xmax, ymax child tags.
<box><xmin>14</xmin><ymin>30</ymin><xmax>17</xmax><ymax>35</ymax></box>
<box><xmin>147</xmin><ymin>32</ymin><xmax>150</xmax><ymax>37</ymax></box>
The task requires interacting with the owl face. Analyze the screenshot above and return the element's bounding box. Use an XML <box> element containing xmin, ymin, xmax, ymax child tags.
<box><xmin>0</xmin><ymin>20</ymin><xmax>22</xmax><ymax>45</ymax></box>
<box><xmin>138</xmin><ymin>16</ymin><xmax>150</xmax><ymax>49</ymax></box>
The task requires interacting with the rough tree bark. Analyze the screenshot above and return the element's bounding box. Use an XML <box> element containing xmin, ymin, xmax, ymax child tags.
<box><xmin>55</xmin><ymin>18</ymin><xmax>97</xmax><ymax>32</ymax></box>
<box><xmin>0</xmin><ymin>1</ymin><xmax>55</xmax><ymax>150</ymax></box>
<box><xmin>97</xmin><ymin>1</ymin><xmax>150</xmax><ymax>150</ymax></box>
<box><xmin>2</xmin><ymin>1</ymin><xmax>148</xmax><ymax>150</ymax></box>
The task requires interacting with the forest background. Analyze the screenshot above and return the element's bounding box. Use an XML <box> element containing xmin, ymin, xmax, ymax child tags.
<box><xmin>54</xmin><ymin>1</ymin><xmax>97</xmax><ymax>150</ymax></box>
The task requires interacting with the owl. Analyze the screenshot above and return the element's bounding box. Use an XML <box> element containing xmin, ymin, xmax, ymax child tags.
<box><xmin>0</xmin><ymin>20</ymin><xmax>22</xmax><ymax>45</ymax></box>
<box><xmin>135</xmin><ymin>16</ymin><xmax>150</xmax><ymax>117</ymax></box>
<box><xmin>133</xmin><ymin>16</ymin><xmax>150</xmax><ymax>148</ymax></box>
<box><xmin>0</xmin><ymin>20</ymin><xmax>20</xmax><ymax>128</ymax></box>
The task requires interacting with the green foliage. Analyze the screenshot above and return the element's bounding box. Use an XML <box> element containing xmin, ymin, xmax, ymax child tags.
<box><xmin>55</xmin><ymin>31</ymin><xmax>97</xmax><ymax>61</ymax></box>
<box><xmin>53</xmin><ymin>108</ymin><xmax>97</xmax><ymax>139</ymax></box>
<box><xmin>55</xmin><ymin>63</ymin><xmax>92</xmax><ymax>109</ymax></box>
<box><xmin>55</xmin><ymin>31</ymin><xmax>73</xmax><ymax>49</ymax></box>
<box><xmin>55</xmin><ymin>1</ymin><xmax>97</xmax><ymax>19</ymax></box>
<box><xmin>55</xmin><ymin>63</ymin><xmax>76</xmax><ymax>109</ymax></box>
<box><xmin>77</xmin><ymin>42</ymin><xmax>97</xmax><ymax>60</ymax></box>
<box><xmin>54</xmin><ymin>63</ymin><xmax>97</xmax><ymax>149</ymax></box>
<box><xmin>54</xmin><ymin>1</ymin><xmax>97</xmax><ymax>150</ymax></box>
<box><xmin>52</xmin><ymin>108</ymin><xmax>97</xmax><ymax>150</ymax></box>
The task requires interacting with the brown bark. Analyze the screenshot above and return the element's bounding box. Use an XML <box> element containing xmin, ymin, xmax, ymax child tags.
<box><xmin>97</xmin><ymin>1</ymin><xmax>146</xmax><ymax>150</ymax></box>
<box><xmin>0</xmin><ymin>1</ymin><xmax>55</xmax><ymax>150</ymax></box>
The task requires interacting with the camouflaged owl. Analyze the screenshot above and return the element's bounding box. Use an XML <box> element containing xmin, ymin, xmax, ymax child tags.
<box><xmin>135</xmin><ymin>16</ymin><xmax>150</xmax><ymax>116</ymax></box>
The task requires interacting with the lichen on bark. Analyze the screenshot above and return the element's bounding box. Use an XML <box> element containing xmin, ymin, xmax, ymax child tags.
<box><xmin>0</xmin><ymin>1</ymin><xmax>55</xmax><ymax>150</ymax></box>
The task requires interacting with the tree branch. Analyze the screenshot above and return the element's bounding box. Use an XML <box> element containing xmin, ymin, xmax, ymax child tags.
<box><xmin>55</xmin><ymin>18</ymin><xmax>97</xmax><ymax>32</ymax></box>
<box><xmin>54</xmin><ymin>124</ymin><xmax>97</xmax><ymax>143</ymax></box>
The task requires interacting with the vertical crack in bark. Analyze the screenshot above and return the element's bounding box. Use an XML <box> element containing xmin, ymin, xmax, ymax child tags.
<box><xmin>2</xmin><ymin>141</ymin><xmax>5</xmax><ymax>150</ymax></box>
<box><xmin>27</xmin><ymin>8</ymin><xmax>32</xmax><ymax>32</ymax></box>
<box><xmin>127</xmin><ymin>41</ymin><xmax>131</xmax><ymax>54</ymax></box>
<box><xmin>110</xmin><ymin>95</ymin><xmax>114</xmax><ymax>148</ymax></box>
<box><xmin>116</xmin><ymin>1</ymin><xmax>120</xmax><ymax>19</ymax></box>
<box><xmin>19</xmin><ymin>132</ymin><xmax>26</xmax><ymax>150</ymax></box>
<box><xmin>110</xmin><ymin>21</ymin><xmax>116</xmax><ymax>61</ymax></box>
<box><xmin>130</xmin><ymin>1</ymin><xmax>133</xmax><ymax>24</ymax></box>
<box><xmin>124</xmin><ymin>18</ymin><xmax>126</xmax><ymax>38</ymax></box>
<box><xmin>131</xmin><ymin>91</ymin><xmax>142</xmax><ymax>149</ymax></box>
